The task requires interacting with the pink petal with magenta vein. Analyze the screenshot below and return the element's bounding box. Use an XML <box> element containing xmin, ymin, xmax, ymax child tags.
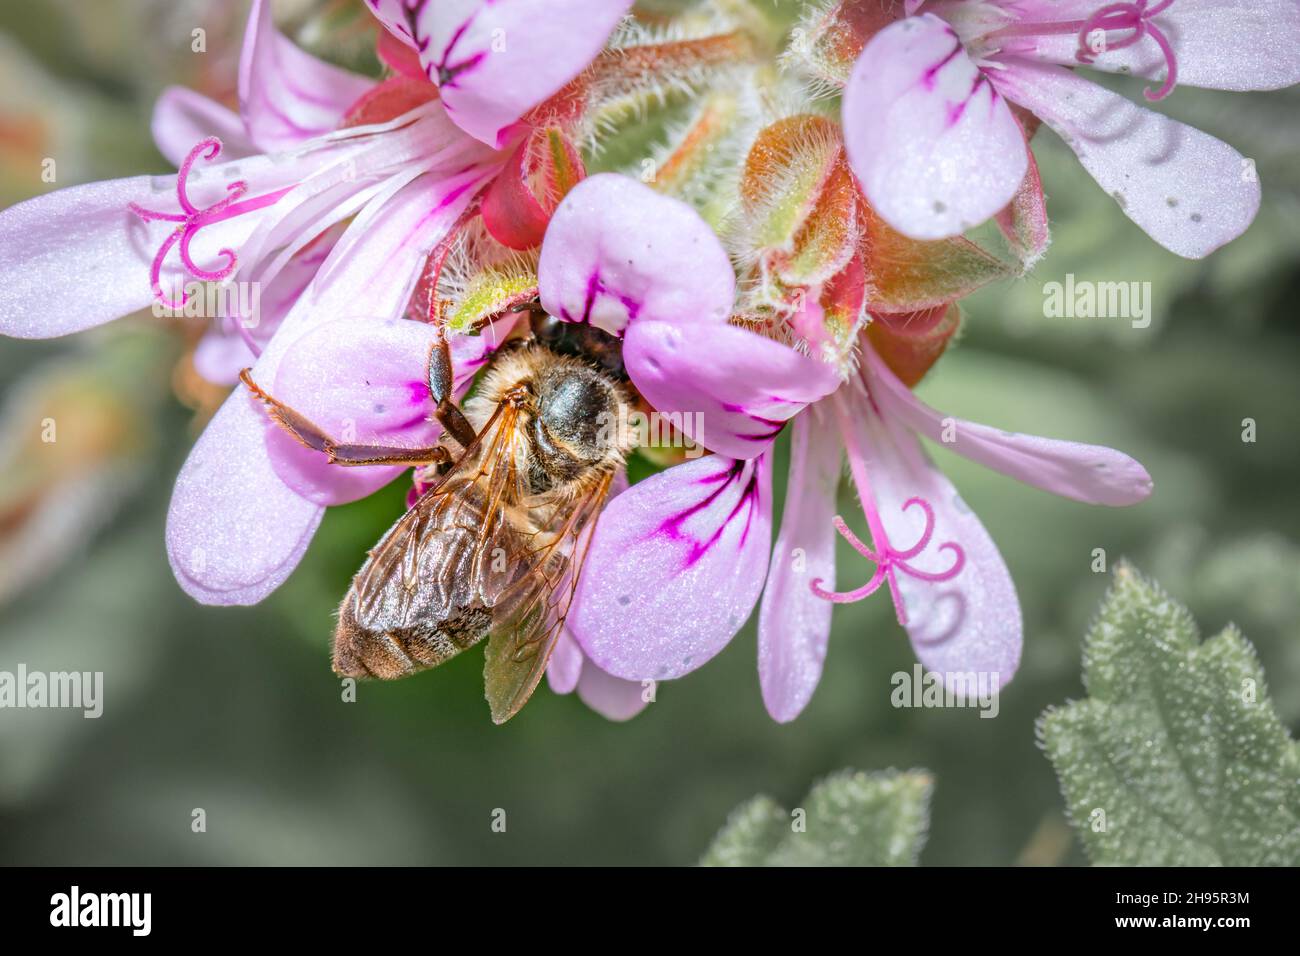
<box><xmin>843</xmin><ymin>14</ymin><xmax>1027</xmax><ymax>240</ymax></box>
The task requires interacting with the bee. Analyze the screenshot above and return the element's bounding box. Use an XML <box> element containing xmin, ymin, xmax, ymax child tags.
<box><xmin>240</xmin><ymin>308</ymin><xmax>632</xmax><ymax>723</ymax></box>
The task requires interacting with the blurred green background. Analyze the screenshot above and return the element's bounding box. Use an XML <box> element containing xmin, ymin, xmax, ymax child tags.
<box><xmin>1</xmin><ymin>0</ymin><xmax>1297</xmax><ymax>865</ymax></box>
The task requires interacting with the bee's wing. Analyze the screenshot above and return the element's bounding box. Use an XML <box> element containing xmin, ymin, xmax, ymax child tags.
<box><xmin>333</xmin><ymin>401</ymin><xmax>531</xmax><ymax>679</ymax></box>
<box><xmin>483</xmin><ymin>469</ymin><xmax>615</xmax><ymax>724</ymax></box>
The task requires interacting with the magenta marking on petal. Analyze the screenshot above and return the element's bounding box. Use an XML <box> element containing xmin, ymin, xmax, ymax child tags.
<box><xmin>127</xmin><ymin>137</ymin><xmax>291</xmax><ymax>307</ymax></box>
<box><xmin>434</xmin><ymin>10</ymin><xmax>486</xmax><ymax>88</ymax></box>
<box><xmin>567</xmin><ymin>270</ymin><xmax>638</xmax><ymax>331</ymax></box>
<box><xmin>809</xmin><ymin>497</ymin><xmax>965</xmax><ymax>625</ymax></box>
<box><xmin>734</xmin><ymin>468</ymin><xmax>761</xmax><ymax>550</ymax></box>
<box><xmin>650</xmin><ymin>460</ymin><xmax>760</xmax><ymax>569</ymax></box>
<box><xmin>945</xmin><ymin>71</ymin><xmax>993</xmax><ymax>128</ymax></box>
<box><xmin>719</xmin><ymin>402</ymin><xmax>787</xmax><ymax>443</ymax></box>
<box><xmin>921</xmin><ymin>39</ymin><xmax>963</xmax><ymax>91</ymax></box>
<box><xmin>618</xmin><ymin>293</ymin><xmax>642</xmax><ymax>322</ymax></box>
<box><xmin>693</xmin><ymin>467</ymin><xmax>734</xmax><ymax>488</ymax></box>
<box><xmin>581</xmin><ymin>271</ymin><xmax>600</xmax><ymax>324</ymax></box>
<box><xmin>439</xmin><ymin>51</ymin><xmax>485</xmax><ymax>88</ymax></box>
<box><xmin>407</xmin><ymin>381</ymin><xmax>430</xmax><ymax>404</ymax></box>
<box><xmin>385</xmin><ymin>0</ymin><xmax>433</xmax><ymax>57</ymax></box>
<box><xmin>394</xmin><ymin>175</ymin><xmax>483</xmax><ymax>259</ymax></box>
<box><xmin>719</xmin><ymin>402</ymin><xmax>780</xmax><ymax>426</ymax></box>
<box><xmin>656</xmin><ymin>461</ymin><xmax>742</xmax><ymax>535</ymax></box>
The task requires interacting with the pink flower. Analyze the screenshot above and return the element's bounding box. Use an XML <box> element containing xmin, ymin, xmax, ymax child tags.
<box><xmin>842</xmin><ymin>1</ymin><xmax>1300</xmax><ymax>256</ymax></box>
<box><xmin>560</xmin><ymin>207</ymin><xmax>1153</xmax><ymax>721</ymax></box>
<box><xmin>0</xmin><ymin>0</ymin><xmax>634</xmax><ymax>609</ymax></box>
<box><xmin>275</xmin><ymin>172</ymin><xmax>836</xmax><ymax>716</ymax></box>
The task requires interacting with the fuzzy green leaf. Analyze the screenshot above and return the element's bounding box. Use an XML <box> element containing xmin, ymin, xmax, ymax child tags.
<box><xmin>698</xmin><ymin>795</ymin><xmax>789</xmax><ymax>867</ymax></box>
<box><xmin>701</xmin><ymin>769</ymin><xmax>932</xmax><ymax>867</ymax></box>
<box><xmin>1040</xmin><ymin>563</ymin><xmax>1300</xmax><ymax>866</ymax></box>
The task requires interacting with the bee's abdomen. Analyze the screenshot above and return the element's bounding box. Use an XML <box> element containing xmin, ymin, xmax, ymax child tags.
<box><xmin>333</xmin><ymin>600</ymin><xmax>491</xmax><ymax>679</ymax></box>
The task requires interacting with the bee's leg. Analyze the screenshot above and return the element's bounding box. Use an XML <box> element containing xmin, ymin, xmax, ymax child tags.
<box><xmin>426</xmin><ymin>333</ymin><xmax>478</xmax><ymax>449</ymax></box>
<box><xmin>324</xmin><ymin>443</ymin><xmax>451</xmax><ymax>467</ymax></box>
<box><xmin>239</xmin><ymin>369</ymin><xmax>451</xmax><ymax>467</ymax></box>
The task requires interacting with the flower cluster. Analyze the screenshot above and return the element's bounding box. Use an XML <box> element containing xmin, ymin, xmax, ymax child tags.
<box><xmin>1</xmin><ymin>0</ymin><xmax>1296</xmax><ymax>722</ymax></box>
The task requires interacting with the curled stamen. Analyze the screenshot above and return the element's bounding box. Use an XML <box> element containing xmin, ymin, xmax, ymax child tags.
<box><xmin>1074</xmin><ymin>0</ymin><xmax>1178</xmax><ymax>101</ymax></box>
<box><xmin>127</xmin><ymin>137</ymin><xmax>290</xmax><ymax>309</ymax></box>
<box><xmin>810</xmin><ymin>496</ymin><xmax>965</xmax><ymax>626</ymax></box>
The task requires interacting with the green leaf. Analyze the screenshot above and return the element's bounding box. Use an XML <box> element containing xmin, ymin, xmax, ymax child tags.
<box><xmin>700</xmin><ymin>769</ymin><xmax>932</xmax><ymax>867</ymax></box>
<box><xmin>1040</xmin><ymin>563</ymin><xmax>1300</xmax><ymax>866</ymax></box>
<box><xmin>698</xmin><ymin>795</ymin><xmax>789</xmax><ymax>867</ymax></box>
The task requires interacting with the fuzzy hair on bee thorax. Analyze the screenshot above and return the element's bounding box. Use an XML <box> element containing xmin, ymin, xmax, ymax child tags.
<box><xmin>465</xmin><ymin>340</ymin><xmax>632</xmax><ymax>498</ymax></box>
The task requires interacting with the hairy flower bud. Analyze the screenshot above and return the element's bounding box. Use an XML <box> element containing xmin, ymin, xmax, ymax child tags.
<box><xmin>784</xmin><ymin>0</ymin><xmax>902</xmax><ymax>93</ymax></box>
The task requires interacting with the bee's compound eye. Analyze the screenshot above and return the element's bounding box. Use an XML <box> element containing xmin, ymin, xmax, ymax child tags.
<box><xmin>539</xmin><ymin>373</ymin><xmax>615</xmax><ymax>454</ymax></box>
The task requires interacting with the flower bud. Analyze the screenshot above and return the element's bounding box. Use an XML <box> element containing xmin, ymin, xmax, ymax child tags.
<box><xmin>738</xmin><ymin>114</ymin><xmax>859</xmax><ymax>290</ymax></box>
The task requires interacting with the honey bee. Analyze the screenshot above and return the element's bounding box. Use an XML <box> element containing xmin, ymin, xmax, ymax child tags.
<box><xmin>240</xmin><ymin>309</ymin><xmax>632</xmax><ymax>723</ymax></box>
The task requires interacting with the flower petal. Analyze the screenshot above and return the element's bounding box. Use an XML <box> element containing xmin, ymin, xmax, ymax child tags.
<box><xmin>264</xmin><ymin>317</ymin><xmax>498</xmax><ymax>506</ymax></box>
<box><xmin>0</xmin><ymin>163</ymin><xmax>281</xmax><ymax>339</ymax></box>
<box><xmin>480</xmin><ymin>139</ymin><xmax>553</xmax><ymax>250</ymax></box>
<box><xmin>843</xmin><ymin>13</ymin><xmax>1028</xmax><ymax>240</ymax></box>
<box><xmin>622</xmin><ymin>320</ymin><xmax>840</xmax><ymax>460</ymax></box>
<box><xmin>845</xmin><ymin>389</ymin><xmax>1022</xmax><ymax>690</ymax></box>
<box><xmin>992</xmin><ymin>60</ymin><xmax>1259</xmax><ymax>258</ymax></box>
<box><xmin>576</xmin><ymin>661</ymin><xmax>651</xmax><ymax>722</ymax></box>
<box><xmin>864</xmin><ymin>347</ymin><xmax>1152</xmax><ymax>506</ymax></box>
<box><xmin>166</xmin><ymin>381</ymin><xmax>326</xmax><ymax>606</ymax></box>
<box><xmin>265</xmin><ymin>317</ymin><xmax>444</xmax><ymax>506</ymax></box>
<box><xmin>0</xmin><ymin>177</ymin><xmax>162</xmax><ymax>338</ymax></box>
<box><xmin>538</xmin><ymin>173</ymin><xmax>735</xmax><ymax>336</ymax></box>
<box><xmin>193</xmin><ymin>326</ymin><xmax>255</xmax><ymax>387</ymax></box>
<box><xmin>1</xmin><ymin>104</ymin><xmax>487</xmax><ymax>343</ymax></box>
<box><xmin>544</xmin><ymin>629</ymin><xmax>652</xmax><ymax>722</ymax></box>
<box><xmin>167</xmin><ymin>167</ymin><xmax>485</xmax><ymax>605</ymax></box>
<box><xmin>569</xmin><ymin>454</ymin><xmax>772</xmax><ymax>682</ymax></box>
<box><xmin>191</xmin><ymin>223</ymin><xmax>344</xmax><ymax>386</ymax></box>
<box><xmin>368</xmin><ymin>0</ymin><xmax>634</xmax><ymax>148</ymax></box>
<box><xmin>546</xmin><ymin>630</ymin><xmax>585</xmax><ymax>695</ymax></box>
<box><xmin>239</xmin><ymin>0</ymin><xmax>373</xmax><ymax>152</ymax></box>
<box><xmin>151</xmin><ymin>87</ymin><xmax>254</xmax><ymax>166</ymax></box>
<box><xmin>758</xmin><ymin>403</ymin><xmax>841</xmax><ymax>723</ymax></box>
<box><xmin>1002</xmin><ymin>0</ymin><xmax>1300</xmax><ymax>92</ymax></box>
